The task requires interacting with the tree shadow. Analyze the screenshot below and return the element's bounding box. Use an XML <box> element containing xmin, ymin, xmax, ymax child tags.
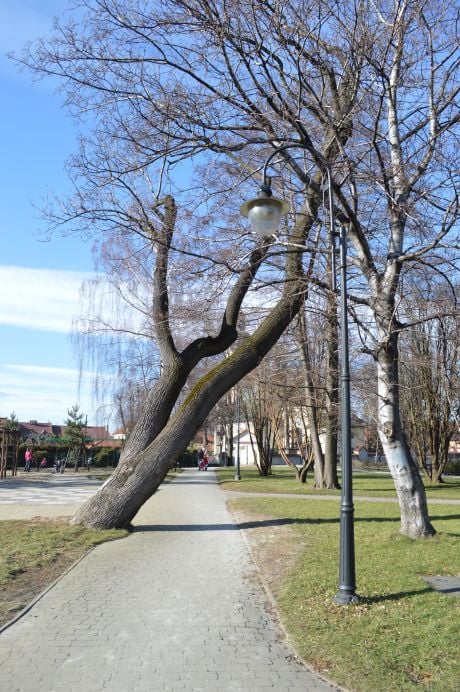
<box><xmin>430</xmin><ymin>514</ymin><xmax>460</xmax><ymax>521</ymax></box>
<box><xmin>134</xmin><ymin>512</ymin><xmax>460</xmax><ymax>533</ymax></box>
<box><xmin>133</xmin><ymin>515</ymin><xmax>396</xmax><ymax>532</ymax></box>
<box><xmin>133</xmin><ymin>517</ymin><xmax>336</xmax><ymax>532</ymax></box>
<box><xmin>425</xmin><ymin>480</ymin><xmax>460</xmax><ymax>493</ymax></box>
<box><xmin>134</xmin><ymin>523</ymin><xmax>238</xmax><ymax>532</ymax></box>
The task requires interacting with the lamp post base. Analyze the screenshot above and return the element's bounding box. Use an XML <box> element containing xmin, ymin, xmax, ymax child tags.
<box><xmin>333</xmin><ymin>590</ymin><xmax>360</xmax><ymax>605</ymax></box>
<box><xmin>234</xmin><ymin>473</ymin><xmax>241</xmax><ymax>480</ymax></box>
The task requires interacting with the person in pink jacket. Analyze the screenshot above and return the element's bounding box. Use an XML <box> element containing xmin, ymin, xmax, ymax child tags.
<box><xmin>25</xmin><ymin>448</ymin><xmax>33</xmax><ymax>472</ymax></box>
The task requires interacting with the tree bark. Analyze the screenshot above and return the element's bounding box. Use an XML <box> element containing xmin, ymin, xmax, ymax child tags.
<box><xmin>323</xmin><ymin>259</ymin><xmax>340</xmax><ymax>489</ymax></box>
<box><xmin>376</xmin><ymin>333</ymin><xmax>435</xmax><ymax>538</ymax></box>
<box><xmin>295</xmin><ymin>311</ymin><xmax>325</xmax><ymax>485</ymax></box>
<box><xmin>72</xmin><ymin>273</ymin><xmax>307</xmax><ymax>528</ymax></box>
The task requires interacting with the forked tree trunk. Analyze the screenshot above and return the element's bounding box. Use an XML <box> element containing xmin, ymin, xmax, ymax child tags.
<box><xmin>116</xmin><ymin>195</ymin><xmax>269</xmax><ymax>468</ymax></box>
<box><xmin>72</xmin><ymin>269</ymin><xmax>308</xmax><ymax>528</ymax></box>
<box><xmin>376</xmin><ymin>334</ymin><xmax>435</xmax><ymax>538</ymax></box>
<box><xmin>119</xmin><ymin>357</ymin><xmax>188</xmax><ymax>464</ymax></box>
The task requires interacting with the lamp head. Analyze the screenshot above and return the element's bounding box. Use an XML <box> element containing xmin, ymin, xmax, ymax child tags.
<box><xmin>240</xmin><ymin>183</ymin><xmax>289</xmax><ymax>237</ymax></box>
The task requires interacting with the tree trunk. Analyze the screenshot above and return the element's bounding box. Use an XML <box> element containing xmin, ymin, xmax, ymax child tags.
<box><xmin>272</xmin><ymin>418</ymin><xmax>302</xmax><ymax>480</ymax></box>
<box><xmin>72</xmin><ymin>266</ymin><xmax>308</xmax><ymax>528</ymax></box>
<box><xmin>376</xmin><ymin>335</ymin><xmax>435</xmax><ymax>538</ymax></box>
<box><xmin>296</xmin><ymin>313</ymin><xmax>326</xmax><ymax>486</ymax></box>
<box><xmin>119</xmin><ymin>357</ymin><xmax>188</xmax><ymax>463</ymax></box>
<box><xmin>323</xmin><ymin>266</ymin><xmax>340</xmax><ymax>489</ymax></box>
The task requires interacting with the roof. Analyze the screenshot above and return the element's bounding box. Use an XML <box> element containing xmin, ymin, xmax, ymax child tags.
<box><xmin>19</xmin><ymin>421</ymin><xmax>110</xmax><ymax>441</ymax></box>
<box><xmin>87</xmin><ymin>439</ymin><xmax>123</xmax><ymax>449</ymax></box>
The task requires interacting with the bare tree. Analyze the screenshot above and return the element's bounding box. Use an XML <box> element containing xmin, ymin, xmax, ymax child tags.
<box><xmin>400</xmin><ymin>290</ymin><xmax>460</xmax><ymax>483</ymax></box>
<box><xmin>242</xmin><ymin>381</ymin><xmax>277</xmax><ymax>477</ymax></box>
<box><xmin>18</xmin><ymin>0</ymin><xmax>459</xmax><ymax>536</ymax></box>
<box><xmin>296</xmin><ymin>294</ymin><xmax>341</xmax><ymax>489</ymax></box>
<box><xmin>71</xmin><ymin>195</ymin><xmax>314</xmax><ymax>527</ymax></box>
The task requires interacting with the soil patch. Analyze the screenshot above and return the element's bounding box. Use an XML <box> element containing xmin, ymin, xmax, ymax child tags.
<box><xmin>1</xmin><ymin>550</ymin><xmax>84</xmax><ymax>628</ymax></box>
<box><xmin>230</xmin><ymin>503</ymin><xmax>305</xmax><ymax>599</ymax></box>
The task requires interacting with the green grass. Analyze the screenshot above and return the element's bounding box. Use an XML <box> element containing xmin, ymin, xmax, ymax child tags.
<box><xmin>217</xmin><ymin>466</ymin><xmax>460</xmax><ymax>500</ymax></box>
<box><xmin>230</xmin><ymin>495</ymin><xmax>460</xmax><ymax>691</ymax></box>
<box><xmin>0</xmin><ymin>520</ymin><xmax>125</xmax><ymax>584</ymax></box>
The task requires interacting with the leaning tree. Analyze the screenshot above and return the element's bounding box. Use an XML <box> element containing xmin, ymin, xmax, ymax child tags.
<box><xmin>19</xmin><ymin>0</ymin><xmax>460</xmax><ymax>536</ymax></box>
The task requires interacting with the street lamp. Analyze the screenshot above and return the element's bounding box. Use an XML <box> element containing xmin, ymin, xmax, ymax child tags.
<box><xmin>240</xmin><ymin>145</ymin><xmax>359</xmax><ymax>604</ymax></box>
<box><xmin>240</xmin><ymin>181</ymin><xmax>289</xmax><ymax>237</ymax></box>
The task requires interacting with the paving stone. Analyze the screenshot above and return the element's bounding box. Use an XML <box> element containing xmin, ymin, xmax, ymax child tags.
<box><xmin>422</xmin><ymin>575</ymin><xmax>460</xmax><ymax>597</ymax></box>
<box><xmin>0</xmin><ymin>470</ymin><xmax>340</xmax><ymax>691</ymax></box>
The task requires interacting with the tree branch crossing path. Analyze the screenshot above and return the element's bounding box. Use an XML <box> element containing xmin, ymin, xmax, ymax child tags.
<box><xmin>0</xmin><ymin>470</ymin><xmax>339</xmax><ymax>691</ymax></box>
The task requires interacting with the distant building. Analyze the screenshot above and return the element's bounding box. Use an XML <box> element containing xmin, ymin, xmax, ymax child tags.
<box><xmin>191</xmin><ymin>430</ymin><xmax>214</xmax><ymax>452</ymax></box>
<box><xmin>19</xmin><ymin>420</ymin><xmax>110</xmax><ymax>443</ymax></box>
<box><xmin>112</xmin><ymin>427</ymin><xmax>127</xmax><ymax>441</ymax></box>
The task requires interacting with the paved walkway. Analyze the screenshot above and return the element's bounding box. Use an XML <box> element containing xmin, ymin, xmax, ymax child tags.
<box><xmin>0</xmin><ymin>470</ymin><xmax>338</xmax><ymax>692</ymax></box>
<box><xmin>0</xmin><ymin>475</ymin><xmax>102</xmax><ymax>504</ymax></box>
<box><xmin>0</xmin><ymin>474</ymin><xmax>103</xmax><ymax>520</ymax></box>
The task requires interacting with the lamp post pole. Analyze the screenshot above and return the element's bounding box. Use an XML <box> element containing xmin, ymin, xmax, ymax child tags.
<box><xmin>240</xmin><ymin>142</ymin><xmax>358</xmax><ymax>603</ymax></box>
<box><xmin>333</xmin><ymin>223</ymin><xmax>359</xmax><ymax>604</ymax></box>
<box><xmin>235</xmin><ymin>389</ymin><xmax>241</xmax><ymax>481</ymax></box>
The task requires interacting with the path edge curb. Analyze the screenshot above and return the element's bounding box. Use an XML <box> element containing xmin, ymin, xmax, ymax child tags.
<box><xmin>225</xmin><ymin>491</ymin><xmax>348</xmax><ymax>692</ymax></box>
<box><xmin>0</xmin><ymin>544</ymin><xmax>100</xmax><ymax>634</ymax></box>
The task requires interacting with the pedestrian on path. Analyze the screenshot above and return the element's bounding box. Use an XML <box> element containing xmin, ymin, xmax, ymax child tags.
<box><xmin>24</xmin><ymin>447</ymin><xmax>32</xmax><ymax>472</ymax></box>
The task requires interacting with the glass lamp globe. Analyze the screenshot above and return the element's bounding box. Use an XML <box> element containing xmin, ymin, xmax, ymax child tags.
<box><xmin>240</xmin><ymin>192</ymin><xmax>289</xmax><ymax>237</ymax></box>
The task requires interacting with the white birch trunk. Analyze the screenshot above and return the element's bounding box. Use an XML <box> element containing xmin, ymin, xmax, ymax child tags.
<box><xmin>376</xmin><ymin>334</ymin><xmax>435</xmax><ymax>538</ymax></box>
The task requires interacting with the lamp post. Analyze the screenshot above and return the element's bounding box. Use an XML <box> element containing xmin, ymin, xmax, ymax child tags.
<box><xmin>333</xmin><ymin>222</ymin><xmax>359</xmax><ymax>604</ymax></box>
<box><xmin>235</xmin><ymin>389</ymin><xmax>241</xmax><ymax>481</ymax></box>
<box><xmin>240</xmin><ymin>145</ymin><xmax>358</xmax><ymax>604</ymax></box>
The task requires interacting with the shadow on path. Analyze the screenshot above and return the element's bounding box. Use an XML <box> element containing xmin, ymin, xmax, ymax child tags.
<box><xmin>134</xmin><ymin>511</ymin><xmax>460</xmax><ymax>534</ymax></box>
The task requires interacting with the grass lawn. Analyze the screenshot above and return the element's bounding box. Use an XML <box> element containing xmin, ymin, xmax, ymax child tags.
<box><xmin>217</xmin><ymin>465</ymin><xmax>460</xmax><ymax>500</ymax></box>
<box><xmin>0</xmin><ymin>519</ymin><xmax>127</xmax><ymax>628</ymax></box>
<box><xmin>221</xmin><ymin>467</ymin><xmax>460</xmax><ymax>691</ymax></box>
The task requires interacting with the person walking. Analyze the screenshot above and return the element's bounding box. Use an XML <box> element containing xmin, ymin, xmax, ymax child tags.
<box><xmin>24</xmin><ymin>447</ymin><xmax>33</xmax><ymax>472</ymax></box>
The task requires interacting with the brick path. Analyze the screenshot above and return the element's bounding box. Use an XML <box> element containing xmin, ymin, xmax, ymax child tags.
<box><xmin>0</xmin><ymin>469</ymin><xmax>339</xmax><ymax>691</ymax></box>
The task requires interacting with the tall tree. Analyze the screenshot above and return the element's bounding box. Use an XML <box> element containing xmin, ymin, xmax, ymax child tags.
<box><xmin>296</xmin><ymin>295</ymin><xmax>341</xmax><ymax>489</ymax></box>
<box><xmin>71</xmin><ymin>205</ymin><xmax>311</xmax><ymax>527</ymax></box>
<box><xmin>19</xmin><ymin>0</ymin><xmax>459</xmax><ymax>536</ymax></box>
<box><xmin>64</xmin><ymin>404</ymin><xmax>87</xmax><ymax>472</ymax></box>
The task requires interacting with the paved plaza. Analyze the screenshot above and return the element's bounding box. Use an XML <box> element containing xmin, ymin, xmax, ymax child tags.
<box><xmin>0</xmin><ymin>475</ymin><xmax>102</xmax><ymax>504</ymax></box>
<box><xmin>0</xmin><ymin>470</ymin><xmax>339</xmax><ymax>691</ymax></box>
<box><xmin>0</xmin><ymin>474</ymin><xmax>103</xmax><ymax>520</ymax></box>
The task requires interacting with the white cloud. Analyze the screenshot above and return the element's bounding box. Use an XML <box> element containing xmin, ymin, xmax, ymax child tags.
<box><xmin>0</xmin><ymin>265</ymin><xmax>92</xmax><ymax>333</ymax></box>
<box><xmin>0</xmin><ymin>363</ymin><xmax>115</xmax><ymax>426</ymax></box>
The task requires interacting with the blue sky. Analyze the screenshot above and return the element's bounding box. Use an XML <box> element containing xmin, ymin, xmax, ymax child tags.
<box><xmin>0</xmin><ymin>1</ymin><xmax>114</xmax><ymax>426</ymax></box>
